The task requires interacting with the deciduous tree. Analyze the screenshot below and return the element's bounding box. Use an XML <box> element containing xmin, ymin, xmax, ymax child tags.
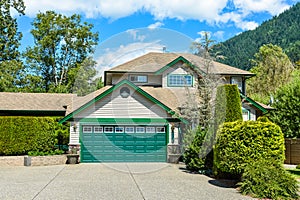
<box><xmin>247</xmin><ymin>44</ymin><xmax>294</xmax><ymax>103</ymax></box>
<box><xmin>23</xmin><ymin>11</ymin><xmax>99</xmax><ymax>92</ymax></box>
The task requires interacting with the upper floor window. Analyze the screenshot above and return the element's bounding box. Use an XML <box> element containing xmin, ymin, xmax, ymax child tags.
<box><xmin>231</xmin><ymin>77</ymin><xmax>243</xmax><ymax>92</ymax></box>
<box><xmin>129</xmin><ymin>75</ymin><xmax>147</xmax><ymax>83</ymax></box>
<box><xmin>168</xmin><ymin>74</ymin><xmax>193</xmax><ymax>87</ymax></box>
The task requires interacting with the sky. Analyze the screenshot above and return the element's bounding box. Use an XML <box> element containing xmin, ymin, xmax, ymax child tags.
<box><xmin>16</xmin><ymin>0</ymin><xmax>299</xmax><ymax>75</ymax></box>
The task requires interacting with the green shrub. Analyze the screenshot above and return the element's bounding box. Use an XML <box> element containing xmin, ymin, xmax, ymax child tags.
<box><xmin>28</xmin><ymin>149</ymin><xmax>64</xmax><ymax>156</ymax></box>
<box><xmin>214</xmin><ymin>120</ymin><xmax>285</xmax><ymax>179</ymax></box>
<box><xmin>239</xmin><ymin>160</ymin><xmax>299</xmax><ymax>199</ymax></box>
<box><xmin>215</xmin><ymin>84</ymin><xmax>243</xmax><ymax>127</ymax></box>
<box><xmin>183</xmin><ymin>127</ymin><xmax>207</xmax><ymax>171</ymax></box>
<box><xmin>0</xmin><ymin>116</ymin><xmax>66</xmax><ymax>155</ymax></box>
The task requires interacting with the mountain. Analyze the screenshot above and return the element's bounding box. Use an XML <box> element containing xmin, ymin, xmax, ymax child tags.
<box><xmin>212</xmin><ymin>2</ymin><xmax>300</xmax><ymax>70</ymax></box>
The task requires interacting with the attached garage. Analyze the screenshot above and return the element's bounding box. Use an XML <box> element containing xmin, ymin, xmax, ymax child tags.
<box><xmin>80</xmin><ymin>124</ymin><xmax>167</xmax><ymax>162</ymax></box>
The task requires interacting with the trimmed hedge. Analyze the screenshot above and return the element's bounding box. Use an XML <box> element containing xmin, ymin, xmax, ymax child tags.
<box><xmin>214</xmin><ymin>118</ymin><xmax>285</xmax><ymax>179</ymax></box>
<box><xmin>0</xmin><ymin>117</ymin><xmax>67</xmax><ymax>156</ymax></box>
<box><xmin>215</xmin><ymin>84</ymin><xmax>242</xmax><ymax>127</ymax></box>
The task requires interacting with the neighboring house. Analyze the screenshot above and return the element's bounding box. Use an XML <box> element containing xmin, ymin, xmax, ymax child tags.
<box><xmin>0</xmin><ymin>93</ymin><xmax>75</xmax><ymax>116</ymax></box>
<box><xmin>0</xmin><ymin>52</ymin><xmax>272</xmax><ymax>163</ymax></box>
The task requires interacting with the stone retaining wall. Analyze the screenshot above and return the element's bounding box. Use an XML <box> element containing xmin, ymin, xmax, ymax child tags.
<box><xmin>0</xmin><ymin>156</ymin><xmax>24</xmax><ymax>166</ymax></box>
<box><xmin>0</xmin><ymin>155</ymin><xmax>67</xmax><ymax>166</ymax></box>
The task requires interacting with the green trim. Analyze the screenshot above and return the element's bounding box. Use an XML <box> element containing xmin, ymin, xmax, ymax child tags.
<box><xmin>167</xmin><ymin>74</ymin><xmax>193</xmax><ymax>87</ymax></box>
<box><xmin>240</xmin><ymin>93</ymin><xmax>267</xmax><ymax>114</ymax></box>
<box><xmin>59</xmin><ymin>80</ymin><xmax>177</xmax><ymax>124</ymax></box>
<box><xmin>155</xmin><ymin>56</ymin><xmax>200</xmax><ymax>75</ymax></box>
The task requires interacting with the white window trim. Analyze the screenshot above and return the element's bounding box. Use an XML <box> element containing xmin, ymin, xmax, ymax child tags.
<box><xmin>115</xmin><ymin>127</ymin><xmax>124</xmax><ymax>133</ymax></box>
<box><xmin>94</xmin><ymin>126</ymin><xmax>103</xmax><ymax>133</ymax></box>
<box><xmin>168</xmin><ymin>74</ymin><xmax>193</xmax><ymax>87</ymax></box>
<box><xmin>146</xmin><ymin>127</ymin><xmax>156</xmax><ymax>133</ymax></box>
<box><xmin>125</xmin><ymin>127</ymin><xmax>135</xmax><ymax>133</ymax></box>
<box><xmin>156</xmin><ymin>127</ymin><xmax>165</xmax><ymax>133</ymax></box>
<box><xmin>82</xmin><ymin>126</ymin><xmax>92</xmax><ymax>133</ymax></box>
<box><xmin>104</xmin><ymin>126</ymin><xmax>114</xmax><ymax>133</ymax></box>
<box><xmin>136</xmin><ymin>127</ymin><xmax>145</xmax><ymax>133</ymax></box>
<box><xmin>129</xmin><ymin>74</ymin><xmax>148</xmax><ymax>83</ymax></box>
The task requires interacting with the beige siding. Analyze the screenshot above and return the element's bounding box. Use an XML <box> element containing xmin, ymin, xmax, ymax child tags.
<box><xmin>242</xmin><ymin>104</ymin><xmax>256</xmax><ymax>121</ymax></box>
<box><xmin>75</xmin><ymin>87</ymin><xmax>171</xmax><ymax>119</ymax></box>
<box><xmin>69</xmin><ymin>122</ymin><xmax>80</xmax><ymax>145</ymax></box>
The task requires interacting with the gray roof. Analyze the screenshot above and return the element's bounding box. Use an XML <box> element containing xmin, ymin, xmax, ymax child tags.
<box><xmin>0</xmin><ymin>92</ymin><xmax>75</xmax><ymax>111</ymax></box>
<box><xmin>107</xmin><ymin>52</ymin><xmax>254</xmax><ymax>76</ymax></box>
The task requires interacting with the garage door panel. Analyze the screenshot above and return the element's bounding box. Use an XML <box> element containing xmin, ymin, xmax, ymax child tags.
<box><xmin>81</xmin><ymin>125</ymin><xmax>167</xmax><ymax>162</ymax></box>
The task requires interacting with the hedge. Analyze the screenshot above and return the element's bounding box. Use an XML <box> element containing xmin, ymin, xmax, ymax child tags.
<box><xmin>0</xmin><ymin>116</ymin><xmax>68</xmax><ymax>156</ymax></box>
<box><xmin>214</xmin><ymin>118</ymin><xmax>285</xmax><ymax>179</ymax></box>
<box><xmin>215</xmin><ymin>84</ymin><xmax>242</xmax><ymax>127</ymax></box>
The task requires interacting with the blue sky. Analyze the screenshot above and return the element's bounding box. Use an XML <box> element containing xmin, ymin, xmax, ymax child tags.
<box><xmin>16</xmin><ymin>0</ymin><xmax>299</xmax><ymax>75</ymax></box>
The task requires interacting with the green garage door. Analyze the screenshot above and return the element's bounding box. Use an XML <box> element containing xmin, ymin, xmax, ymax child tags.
<box><xmin>80</xmin><ymin>125</ymin><xmax>167</xmax><ymax>162</ymax></box>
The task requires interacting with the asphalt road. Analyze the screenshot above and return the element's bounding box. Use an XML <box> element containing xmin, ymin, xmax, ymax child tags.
<box><xmin>0</xmin><ymin>163</ymin><xmax>253</xmax><ymax>200</ymax></box>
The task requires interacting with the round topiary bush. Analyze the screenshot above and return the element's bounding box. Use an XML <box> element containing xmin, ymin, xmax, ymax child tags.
<box><xmin>214</xmin><ymin>119</ymin><xmax>285</xmax><ymax>179</ymax></box>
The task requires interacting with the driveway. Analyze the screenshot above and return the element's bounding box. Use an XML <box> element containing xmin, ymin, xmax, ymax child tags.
<box><xmin>0</xmin><ymin>163</ymin><xmax>253</xmax><ymax>200</ymax></box>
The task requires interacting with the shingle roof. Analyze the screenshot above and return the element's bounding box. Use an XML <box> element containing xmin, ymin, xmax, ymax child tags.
<box><xmin>107</xmin><ymin>52</ymin><xmax>254</xmax><ymax>76</ymax></box>
<box><xmin>0</xmin><ymin>92</ymin><xmax>75</xmax><ymax>111</ymax></box>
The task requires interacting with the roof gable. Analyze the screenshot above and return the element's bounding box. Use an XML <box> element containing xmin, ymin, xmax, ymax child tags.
<box><xmin>59</xmin><ymin>79</ymin><xmax>177</xmax><ymax>123</ymax></box>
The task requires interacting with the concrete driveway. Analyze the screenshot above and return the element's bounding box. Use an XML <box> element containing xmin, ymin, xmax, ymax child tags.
<box><xmin>0</xmin><ymin>163</ymin><xmax>253</xmax><ymax>200</ymax></box>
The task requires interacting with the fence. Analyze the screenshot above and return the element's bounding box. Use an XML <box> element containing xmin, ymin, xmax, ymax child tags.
<box><xmin>285</xmin><ymin>138</ymin><xmax>300</xmax><ymax>165</ymax></box>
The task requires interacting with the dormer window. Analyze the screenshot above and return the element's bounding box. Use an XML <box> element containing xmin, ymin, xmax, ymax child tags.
<box><xmin>168</xmin><ymin>74</ymin><xmax>193</xmax><ymax>87</ymax></box>
<box><xmin>129</xmin><ymin>75</ymin><xmax>148</xmax><ymax>83</ymax></box>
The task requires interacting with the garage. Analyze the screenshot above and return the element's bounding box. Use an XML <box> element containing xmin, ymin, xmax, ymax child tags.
<box><xmin>80</xmin><ymin>124</ymin><xmax>167</xmax><ymax>162</ymax></box>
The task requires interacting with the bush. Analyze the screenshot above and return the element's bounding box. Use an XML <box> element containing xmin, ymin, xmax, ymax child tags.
<box><xmin>215</xmin><ymin>84</ymin><xmax>243</xmax><ymax>127</ymax></box>
<box><xmin>214</xmin><ymin>119</ymin><xmax>285</xmax><ymax>179</ymax></box>
<box><xmin>183</xmin><ymin>127</ymin><xmax>207</xmax><ymax>171</ymax></box>
<box><xmin>239</xmin><ymin>160</ymin><xmax>299</xmax><ymax>199</ymax></box>
<box><xmin>0</xmin><ymin>116</ymin><xmax>67</xmax><ymax>155</ymax></box>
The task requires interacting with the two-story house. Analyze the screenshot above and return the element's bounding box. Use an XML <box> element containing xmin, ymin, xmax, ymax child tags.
<box><xmin>59</xmin><ymin>52</ymin><xmax>272</xmax><ymax>163</ymax></box>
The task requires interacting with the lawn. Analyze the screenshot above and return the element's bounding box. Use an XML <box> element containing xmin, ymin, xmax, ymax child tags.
<box><xmin>286</xmin><ymin>168</ymin><xmax>300</xmax><ymax>180</ymax></box>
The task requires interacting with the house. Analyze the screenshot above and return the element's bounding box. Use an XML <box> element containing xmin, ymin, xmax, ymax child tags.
<box><xmin>58</xmin><ymin>52</ymin><xmax>272</xmax><ymax>163</ymax></box>
<box><xmin>0</xmin><ymin>52</ymin><xmax>272</xmax><ymax>163</ymax></box>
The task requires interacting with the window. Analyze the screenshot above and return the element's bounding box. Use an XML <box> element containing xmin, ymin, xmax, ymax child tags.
<box><xmin>129</xmin><ymin>75</ymin><xmax>147</xmax><ymax>83</ymax></box>
<box><xmin>136</xmin><ymin>127</ymin><xmax>145</xmax><ymax>133</ymax></box>
<box><xmin>231</xmin><ymin>77</ymin><xmax>243</xmax><ymax>92</ymax></box>
<box><xmin>104</xmin><ymin>126</ymin><xmax>114</xmax><ymax>133</ymax></box>
<box><xmin>82</xmin><ymin>126</ymin><xmax>92</xmax><ymax>133</ymax></box>
<box><xmin>146</xmin><ymin>127</ymin><xmax>156</xmax><ymax>133</ymax></box>
<box><xmin>125</xmin><ymin>127</ymin><xmax>134</xmax><ymax>133</ymax></box>
<box><xmin>168</xmin><ymin>74</ymin><xmax>192</xmax><ymax>87</ymax></box>
<box><xmin>94</xmin><ymin>126</ymin><xmax>103</xmax><ymax>133</ymax></box>
<box><xmin>156</xmin><ymin>127</ymin><xmax>165</xmax><ymax>133</ymax></box>
<box><xmin>115</xmin><ymin>127</ymin><xmax>124</xmax><ymax>133</ymax></box>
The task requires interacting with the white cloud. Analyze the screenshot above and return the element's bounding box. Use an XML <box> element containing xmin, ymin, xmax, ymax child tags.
<box><xmin>213</xmin><ymin>31</ymin><xmax>225</xmax><ymax>41</ymax></box>
<box><xmin>95</xmin><ymin>41</ymin><xmax>164</xmax><ymax>77</ymax></box>
<box><xmin>126</xmin><ymin>29</ymin><xmax>146</xmax><ymax>42</ymax></box>
<box><xmin>233</xmin><ymin>0</ymin><xmax>291</xmax><ymax>15</ymax></box>
<box><xmin>148</xmin><ymin>22</ymin><xmax>164</xmax><ymax>29</ymax></box>
<box><xmin>22</xmin><ymin>0</ymin><xmax>292</xmax><ymax>31</ymax></box>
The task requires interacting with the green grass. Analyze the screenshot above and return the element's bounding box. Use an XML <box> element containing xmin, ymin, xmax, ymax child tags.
<box><xmin>286</xmin><ymin>168</ymin><xmax>300</xmax><ymax>179</ymax></box>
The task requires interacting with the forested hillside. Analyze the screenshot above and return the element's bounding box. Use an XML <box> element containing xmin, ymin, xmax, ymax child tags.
<box><xmin>212</xmin><ymin>2</ymin><xmax>300</xmax><ymax>70</ymax></box>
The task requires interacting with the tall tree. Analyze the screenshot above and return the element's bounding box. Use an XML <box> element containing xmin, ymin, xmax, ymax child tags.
<box><xmin>269</xmin><ymin>70</ymin><xmax>300</xmax><ymax>138</ymax></box>
<box><xmin>247</xmin><ymin>44</ymin><xmax>294</xmax><ymax>103</ymax></box>
<box><xmin>23</xmin><ymin>11</ymin><xmax>99</xmax><ymax>92</ymax></box>
<box><xmin>0</xmin><ymin>0</ymin><xmax>25</xmax><ymax>92</ymax></box>
<box><xmin>0</xmin><ymin>0</ymin><xmax>25</xmax><ymax>61</ymax></box>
